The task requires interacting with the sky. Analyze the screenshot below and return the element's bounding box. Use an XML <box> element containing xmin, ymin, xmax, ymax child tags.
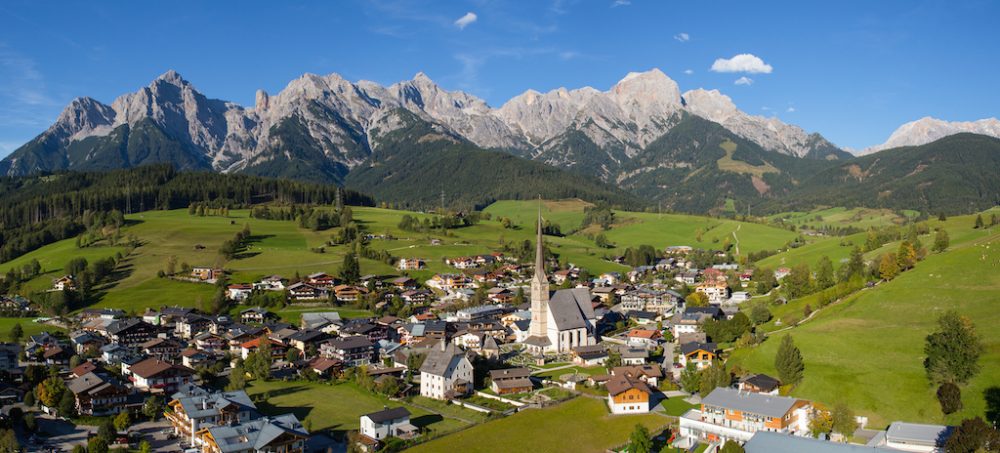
<box><xmin>0</xmin><ymin>0</ymin><xmax>997</xmax><ymax>156</ymax></box>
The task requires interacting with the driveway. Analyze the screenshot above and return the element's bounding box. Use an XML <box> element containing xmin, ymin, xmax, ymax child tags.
<box><xmin>131</xmin><ymin>420</ymin><xmax>178</xmax><ymax>452</ymax></box>
<box><xmin>35</xmin><ymin>415</ymin><xmax>95</xmax><ymax>452</ymax></box>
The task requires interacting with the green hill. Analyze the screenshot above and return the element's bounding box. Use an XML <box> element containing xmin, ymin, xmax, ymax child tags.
<box><xmin>729</xmin><ymin>217</ymin><xmax>1000</xmax><ymax>427</ymax></box>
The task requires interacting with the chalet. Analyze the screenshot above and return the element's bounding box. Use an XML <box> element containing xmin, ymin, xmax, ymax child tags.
<box><xmin>359</xmin><ymin>407</ymin><xmax>418</xmax><ymax>450</ymax></box>
<box><xmin>52</xmin><ymin>275</ymin><xmax>77</xmax><ymax>291</ymax></box>
<box><xmin>695</xmin><ymin>281</ymin><xmax>730</xmax><ymax>305</ymax></box>
<box><xmin>0</xmin><ymin>295</ymin><xmax>30</xmax><ymax>312</ymax></box>
<box><xmin>307</xmin><ymin>357</ymin><xmax>342</xmax><ymax>377</ymax></box>
<box><xmin>43</xmin><ymin>346</ymin><xmax>72</xmax><ymax>365</ymax></box>
<box><xmin>626</xmin><ymin>329</ymin><xmax>663</xmax><ymax>349</ymax></box>
<box><xmin>100</xmin><ymin>343</ymin><xmax>131</xmax><ymax>364</ymax></box>
<box><xmin>606</xmin><ymin>374</ymin><xmax>652</xmax><ymax>414</ymax></box>
<box><xmin>306</xmin><ymin>272</ymin><xmax>338</xmax><ymax>289</ymax></box>
<box><xmin>239</xmin><ymin>307</ymin><xmax>274</xmax><ymax>325</ymax></box>
<box><xmin>738</xmin><ymin>374</ymin><xmax>781</xmax><ymax>395</ymax></box>
<box><xmin>106</xmin><ymin>318</ymin><xmax>158</xmax><ymax>348</ymax></box>
<box><xmin>333</xmin><ymin>284</ymin><xmax>365</xmax><ymax>302</ymax></box>
<box><xmin>67</xmin><ymin>372</ymin><xmax>131</xmax><ymax>416</ymax></box>
<box><xmin>675</xmin><ymin>271</ymin><xmax>700</xmax><ymax>285</ymax></box>
<box><xmin>225</xmin><ymin>284</ymin><xmax>253</xmax><ymax>301</ymax></box>
<box><xmin>198</xmin><ymin>413</ymin><xmax>308</xmax><ymax>453</ymax></box>
<box><xmin>679</xmin><ymin>342</ymin><xmax>718</xmax><ymax>370</ymax></box>
<box><xmin>489</xmin><ymin>368</ymin><xmax>533</xmax><ymax>394</ymax></box>
<box><xmin>166</xmin><ymin>388</ymin><xmax>258</xmax><ymax>447</ymax></box>
<box><xmin>419</xmin><ymin>340</ymin><xmax>473</xmax><ymax>400</ymax></box>
<box><xmin>487</xmin><ymin>287</ymin><xmax>514</xmax><ymax>304</ymax></box>
<box><xmin>321</xmin><ymin>336</ymin><xmax>374</xmax><ymax>367</ymax></box>
<box><xmin>389</xmin><ymin>277</ymin><xmax>419</xmax><ymax>290</ymax></box>
<box><xmin>70</xmin><ymin>331</ymin><xmax>105</xmax><ymax>356</ymax></box>
<box><xmin>572</xmin><ymin>344</ymin><xmax>609</xmax><ymax>367</ymax></box>
<box><xmin>620</xmin><ymin>347</ymin><xmax>649</xmax><ymax>366</ymax></box>
<box><xmin>286</xmin><ymin>329</ymin><xmax>329</xmax><ymax>353</ymax></box>
<box><xmin>127</xmin><ymin>358</ymin><xmax>196</xmax><ymax>393</ymax></box>
<box><xmin>665</xmin><ymin>245</ymin><xmax>693</xmax><ymax>255</ymax></box>
<box><xmin>678</xmin><ymin>387</ymin><xmax>812</xmax><ymax>444</ymax></box>
<box><xmin>239</xmin><ymin>337</ymin><xmax>287</xmax><ymax>360</ymax></box>
<box><xmin>397</xmin><ymin>258</ymin><xmax>426</xmax><ymax>271</ymax></box>
<box><xmin>180</xmin><ymin>348</ymin><xmax>215</xmax><ymax>369</ymax></box>
<box><xmin>191</xmin><ymin>267</ymin><xmax>222</xmax><ymax>281</ymax></box>
<box><xmin>671</xmin><ymin>306</ymin><xmax>724</xmax><ymax>337</ymax></box>
<box><xmin>287</xmin><ymin>282</ymin><xmax>327</xmax><ymax>301</ymax></box>
<box><xmin>427</xmin><ymin>274</ymin><xmax>472</xmax><ymax>292</ymax></box>
<box><xmin>400</xmin><ymin>289</ymin><xmax>432</xmax><ymax>305</ymax></box>
<box><xmin>175</xmin><ymin>314</ymin><xmax>213</xmax><ymax>339</ymax></box>
<box><xmin>193</xmin><ymin>332</ymin><xmax>228</xmax><ymax>352</ymax></box>
<box><xmin>141</xmin><ymin>337</ymin><xmax>183</xmax><ymax>360</ymax></box>
<box><xmin>591</xmin><ymin>286</ymin><xmax>618</xmax><ymax>304</ymax></box>
<box><xmin>611</xmin><ymin>364</ymin><xmax>663</xmax><ymax>387</ymax></box>
<box><xmin>621</xmin><ymin>289</ymin><xmax>683</xmax><ymax>314</ymax></box>
<box><xmin>254</xmin><ymin>275</ymin><xmax>287</xmax><ymax>291</ymax></box>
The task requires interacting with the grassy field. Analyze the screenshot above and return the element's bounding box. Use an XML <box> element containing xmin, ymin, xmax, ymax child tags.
<box><xmin>0</xmin><ymin>318</ymin><xmax>56</xmax><ymax>339</ymax></box>
<box><xmin>729</xmin><ymin>230</ymin><xmax>1000</xmax><ymax>427</ymax></box>
<box><xmin>766</xmin><ymin>207</ymin><xmax>917</xmax><ymax>231</ymax></box>
<box><xmin>244</xmin><ymin>380</ymin><xmax>474</xmax><ymax>438</ymax></box>
<box><xmin>409</xmin><ymin>397</ymin><xmax>667</xmax><ymax>453</ymax></box>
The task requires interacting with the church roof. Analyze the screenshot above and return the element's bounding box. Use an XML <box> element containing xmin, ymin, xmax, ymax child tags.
<box><xmin>548</xmin><ymin>287</ymin><xmax>595</xmax><ymax>330</ymax></box>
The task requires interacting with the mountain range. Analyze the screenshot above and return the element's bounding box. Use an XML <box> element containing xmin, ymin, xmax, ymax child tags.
<box><xmin>1</xmin><ymin>69</ymin><xmax>997</xmax><ymax>214</ymax></box>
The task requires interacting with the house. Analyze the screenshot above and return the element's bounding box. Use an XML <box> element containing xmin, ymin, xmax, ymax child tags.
<box><xmin>67</xmin><ymin>372</ymin><xmax>132</xmax><ymax>416</ymax></box>
<box><xmin>193</xmin><ymin>332</ymin><xmax>228</xmax><ymax>352</ymax></box>
<box><xmin>166</xmin><ymin>388</ymin><xmax>258</xmax><ymax>447</ymax></box>
<box><xmin>253</xmin><ymin>275</ymin><xmax>287</xmax><ymax>291</ymax></box>
<box><xmin>359</xmin><ymin>407</ymin><xmax>418</xmax><ymax>445</ymax></box>
<box><xmin>455</xmin><ymin>305</ymin><xmax>504</xmax><ymax>322</ymax></box>
<box><xmin>679</xmin><ymin>342</ymin><xmax>718</xmax><ymax>370</ymax></box>
<box><xmin>606</xmin><ymin>373</ymin><xmax>652</xmax><ymax>414</ymax></box>
<box><xmin>43</xmin><ymin>346</ymin><xmax>72</xmax><ymax>365</ymax></box>
<box><xmin>419</xmin><ymin>340</ymin><xmax>473</xmax><ymax>400</ymax></box>
<box><xmin>774</xmin><ymin>268</ymin><xmax>792</xmax><ymax>280</ymax></box>
<box><xmin>127</xmin><ymin>358</ymin><xmax>196</xmax><ymax>393</ymax></box>
<box><xmin>727</xmin><ymin>291</ymin><xmax>751</xmax><ymax>304</ymax></box>
<box><xmin>240</xmin><ymin>307</ymin><xmax>273</xmax><ymax>325</ymax></box>
<box><xmin>626</xmin><ymin>329</ymin><xmax>663</xmax><ymax>349</ymax></box>
<box><xmin>101</xmin><ymin>343</ymin><xmax>131</xmax><ymax>364</ymax></box>
<box><xmin>306</xmin><ymin>272</ymin><xmax>337</xmax><ymax>289</ymax></box>
<box><xmin>180</xmin><ymin>348</ymin><xmax>215</xmax><ymax>369</ymax></box>
<box><xmin>300</xmin><ymin>312</ymin><xmax>343</xmax><ymax>332</ymax></box>
<box><xmin>620</xmin><ymin>347</ymin><xmax>649</xmax><ymax>365</ymax></box>
<box><xmin>321</xmin><ymin>336</ymin><xmax>374</xmax><ymax>367</ymax></box>
<box><xmin>70</xmin><ymin>331</ymin><xmax>105</xmax><ymax>356</ymax></box>
<box><xmin>175</xmin><ymin>314</ymin><xmax>213</xmax><ymax>339</ymax></box>
<box><xmin>389</xmin><ymin>277</ymin><xmax>419</xmax><ymax>290</ymax></box>
<box><xmin>286</xmin><ymin>329</ymin><xmax>329</xmax><ymax>353</ymax></box>
<box><xmin>671</xmin><ymin>306</ymin><xmax>723</xmax><ymax>338</ymax></box>
<box><xmin>738</xmin><ymin>374</ymin><xmax>781</xmax><ymax>395</ymax></box>
<box><xmin>198</xmin><ymin>413</ymin><xmax>308</xmax><ymax>453</ymax></box>
<box><xmin>287</xmin><ymin>282</ymin><xmax>327</xmax><ymax>301</ymax></box>
<box><xmin>427</xmin><ymin>274</ymin><xmax>472</xmax><ymax>292</ymax></box>
<box><xmin>695</xmin><ymin>282</ymin><xmax>730</xmax><ymax>305</ymax></box>
<box><xmin>611</xmin><ymin>365</ymin><xmax>663</xmax><ymax>387</ymax></box>
<box><xmin>239</xmin><ymin>337</ymin><xmax>286</xmax><ymax>360</ymax></box>
<box><xmin>572</xmin><ymin>344</ymin><xmax>608</xmax><ymax>367</ymax></box>
<box><xmin>400</xmin><ymin>289</ymin><xmax>432</xmax><ymax>305</ymax></box>
<box><xmin>675</xmin><ymin>271</ymin><xmax>699</xmax><ymax>285</ymax></box>
<box><xmin>141</xmin><ymin>337</ymin><xmax>183</xmax><ymax>360</ymax></box>
<box><xmin>0</xmin><ymin>343</ymin><xmax>19</xmax><ymax>371</ymax></box>
<box><xmin>678</xmin><ymin>387</ymin><xmax>812</xmax><ymax>444</ymax></box>
<box><xmin>333</xmin><ymin>285</ymin><xmax>365</xmax><ymax>303</ymax></box>
<box><xmin>106</xmin><ymin>318</ymin><xmax>159</xmax><ymax>348</ymax></box>
<box><xmin>307</xmin><ymin>357</ymin><xmax>342</xmax><ymax>377</ymax></box>
<box><xmin>621</xmin><ymin>289</ymin><xmax>682</xmax><ymax>315</ymax></box>
<box><xmin>489</xmin><ymin>368</ymin><xmax>533</xmax><ymax>394</ymax></box>
<box><xmin>52</xmin><ymin>275</ymin><xmax>77</xmax><ymax>291</ymax></box>
<box><xmin>397</xmin><ymin>258</ymin><xmax>426</xmax><ymax>271</ymax></box>
<box><xmin>226</xmin><ymin>284</ymin><xmax>253</xmax><ymax>301</ymax></box>
<box><xmin>191</xmin><ymin>267</ymin><xmax>222</xmax><ymax>281</ymax></box>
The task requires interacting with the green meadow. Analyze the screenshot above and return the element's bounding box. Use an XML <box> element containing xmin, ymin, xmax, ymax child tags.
<box><xmin>729</xmin><ymin>230</ymin><xmax>1000</xmax><ymax>427</ymax></box>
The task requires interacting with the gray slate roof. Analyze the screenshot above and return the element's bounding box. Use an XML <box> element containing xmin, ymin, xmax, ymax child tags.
<box><xmin>176</xmin><ymin>389</ymin><xmax>257</xmax><ymax>420</ymax></box>
<box><xmin>205</xmin><ymin>414</ymin><xmax>307</xmax><ymax>453</ymax></box>
<box><xmin>548</xmin><ymin>287</ymin><xmax>595</xmax><ymax>330</ymax></box>
<box><xmin>701</xmin><ymin>387</ymin><xmax>801</xmax><ymax>418</ymax></box>
<box><xmin>364</xmin><ymin>406</ymin><xmax>410</xmax><ymax>424</ymax></box>
<box><xmin>420</xmin><ymin>341</ymin><xmax>467</xmax><ymax>376</ymax></box>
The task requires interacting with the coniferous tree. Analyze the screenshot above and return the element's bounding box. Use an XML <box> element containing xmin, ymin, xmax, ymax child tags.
<box><xmin>932</xmin><ymin>229</ymin><xmax>950</xmax><ymax>253</ymax></box>
<box><xmin>775</xmin><ymin>335</ymin><xmax>804</xmax><ymax>386</ymax></box>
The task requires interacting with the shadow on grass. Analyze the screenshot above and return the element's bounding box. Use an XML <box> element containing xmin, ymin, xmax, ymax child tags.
<box><xmin>410</xmin><ymin>414</ymin><xmax>444</xmax><ymax>428</ymax></box>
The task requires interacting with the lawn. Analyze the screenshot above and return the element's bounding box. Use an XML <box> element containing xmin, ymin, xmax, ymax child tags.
<box><xmin>244</xmin><ymin>380</ymin><xmax>471</xmax><ymax>438</ymax></box>
<box><xmin>409</xmin><ymin>397</ymin><xmax>667</xmax><ymax>453</ymax></box>
<box><xmin>0</xmin><ymin>317</ymin><xmax>58</xmax><ymax>339</ymax></box>
<box><xmin>657</xmin><ymin>397</ymin><xmax>698</xmax><ymax>417</ymax></box>
<box><xmin>729</xmin><ymin>230</ymin><xmax>1000</xmax><ymax>427</ymax></box>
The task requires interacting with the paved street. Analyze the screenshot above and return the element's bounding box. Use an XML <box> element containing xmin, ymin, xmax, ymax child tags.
<box><xmin>35</xmin><ymin>415</ymin><xmax>95</xmax><ymax>452</ymax></box>
<box><xmin>131</xmin><ymin>420</ymin><xmax>177</xmax><ymax>452</ymax></box>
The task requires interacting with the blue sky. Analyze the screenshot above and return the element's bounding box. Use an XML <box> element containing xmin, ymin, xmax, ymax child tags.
<box><xmin>0</xmin><ymin>0</ymin><xmax>997</xmax><ymax>155</ymax></box>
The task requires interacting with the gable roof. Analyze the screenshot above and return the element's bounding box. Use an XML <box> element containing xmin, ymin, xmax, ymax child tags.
<box><xmin>130</xmin><ymin>357</ymin><xmax>194</xmax><ymax>379</ymax></box>
<box><xmin>742</xmin><ymin>373</ymin><xmax>781</xmax><ymax>392</ymax></box>
<box><xmin>205</xmin><ymin>414</ymin><xmax>307</xmax><ymax>452</ymax></box>
<box><xmin>680</xmin><ymin>342</ymin><xmax>718</xmax><ymax>356</ymax></box>
<box><xmin>364</xmin><ymin>406</ymin><xmax>411</xmax><ymax>424</ymax></box>
<box><xmin>420</xmin><ymin>341</ymin><xmax>468</xmax><ymax>376</ymax></box>
<box><xmin>606</xmin><ymin>374</ymin><xmax>651</xmax><ymax>397</ymax></box>
<box><xmin>489</xmin><ymin>368</ymin><xmax>532</xmax><ymax>380</ymax></box>
<box><xmin>548</xmin><ymin>287</ymin><xmax>595</xmax><ymax>330</ymax></box>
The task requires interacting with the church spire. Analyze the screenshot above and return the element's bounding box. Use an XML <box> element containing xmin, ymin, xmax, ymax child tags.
<box><xmin>535</xmin><ymin>199</ymin><xmax>545</xmax><ymax>278</ymax></box>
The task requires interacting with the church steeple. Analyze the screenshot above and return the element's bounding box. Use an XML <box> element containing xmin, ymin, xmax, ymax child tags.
<box><xmin>534</xmin><ymin>202</ymin><xmax>545</xmax><ymax>280</ymax></box>
<box><xmin>528</xmin><ymin>199</ymin><xmax>549</xmax><ymax>340</ymax></box>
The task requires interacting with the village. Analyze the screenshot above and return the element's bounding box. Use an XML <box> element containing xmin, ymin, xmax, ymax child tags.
<box><xmin>0</xmin><ymin>210</ymin><xmax>968</xmax><ymax>453</ymax></box>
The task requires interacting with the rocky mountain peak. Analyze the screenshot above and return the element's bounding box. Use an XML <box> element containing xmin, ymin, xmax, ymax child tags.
<box><xmin>862</xmin><ymin>116</ymin><xmax>1000</xmax><ymax>154</ymax></box>
<box><xmin>153</xmin><ymin>69</ymin><xmax>188</xmax><ymax>87</ymax></box>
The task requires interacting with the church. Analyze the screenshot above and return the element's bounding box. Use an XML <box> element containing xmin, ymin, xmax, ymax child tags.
<box><xmin>520</xmin><ymin>209</ymin><xmax>598</xmax><ymax>355</ymax></box>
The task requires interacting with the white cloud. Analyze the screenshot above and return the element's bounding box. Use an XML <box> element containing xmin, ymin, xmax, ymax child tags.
<box><xmin>674</xmin><ymin>32</ymin><xmax>690</xmax><ymax>42</ymax></box>
<box><xmin>734</xmin><ymin>76</ymin><xmax>753</xmax><ymax>86</ymax></box>
<box><xmin>683</xmin><ymin>69</ymin><xmax>694</xmax><ymax>75</ymax></box>
<box><xmin>711</xmin><ymin>53</ymin><xmax>773</xmax><ymax>74</ymax></box>
<box><xmin>454</xmin><ymin>12</ymin><xmax>478</xmax><ymax>30</ymax></box>
<box><xmin>612</xmin><ymin>0</ymin><xmax>631</xmax><ymax>7</ymax></box>
<box><xmin>786</xmin><ymin>106</ymin><xmax>796</xmax><ymax>113</ymax></box>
